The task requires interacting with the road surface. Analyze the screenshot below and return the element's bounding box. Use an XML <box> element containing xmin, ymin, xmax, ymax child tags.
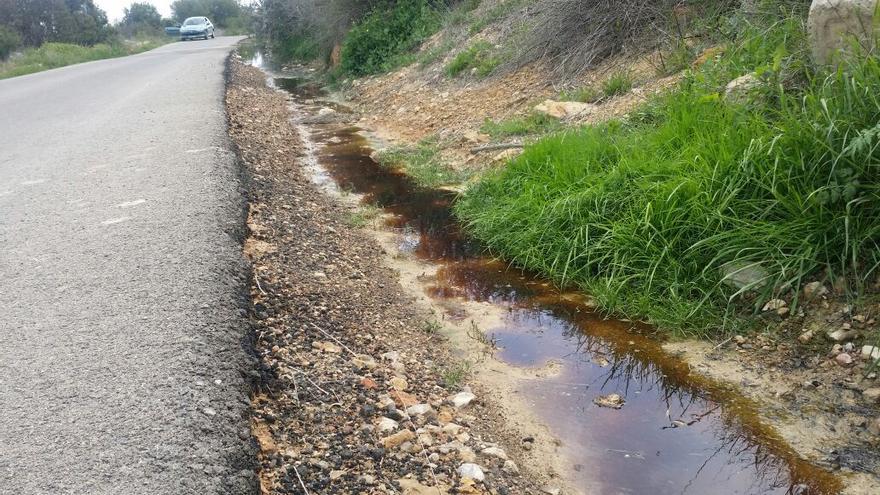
<box><xmin>0</xmin><ymin>37</ymin><xmax>255</xmax><ymax>494</ymax></box>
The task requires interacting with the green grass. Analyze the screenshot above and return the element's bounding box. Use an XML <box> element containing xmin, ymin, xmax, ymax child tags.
<box><xmin>455</xmin><ymin>10</ymin><xmax>880</xmax><ymax>336</ymax></box>
<box><xmin>480</xmin><ymin>112</ymin><xmax>562</xmax><ymax>138</ymax></box>
<box><xmin>0</xmin><ymin>39</ymin><xmax>168</xmax><ymax>79</ymax></box>
<box><xmin>376</xmin><ymin>137</ymin><xmax>471</xmax><ymax>187</ymax></box>
<box><xmin>345</xmin><ymin>205</ymin><xmax>383</xmax><ymax>227</ymax></box>
<box><xmin>601</xmin><ymin>71</ymin><xmax>634</xmax><ymax>98</ymax></box>
<box><xmin>440</xmin><ymin>361</ymin><xmax>471</xmax><ymax>389</ymax></box>
<box><xmin>445</xmin><ymin>41</ymin><xmax>501</xmax><ymax>77</ymax></box>
<box><xmin>560</xmin><ymin>85</ymin><xmax>602</xmax><ymax>104</ymax></box>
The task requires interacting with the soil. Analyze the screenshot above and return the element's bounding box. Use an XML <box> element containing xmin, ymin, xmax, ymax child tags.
<box><xmin>226</xmin><ymin>56</ymin><xmax>552</xmax><ymax>494</ymax></box>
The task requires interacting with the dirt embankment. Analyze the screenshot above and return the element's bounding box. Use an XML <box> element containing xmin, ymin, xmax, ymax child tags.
<box><xmin>226</xmin><ymin>56</ymin><xmax>551</xmax><ymax>494</ymax></box>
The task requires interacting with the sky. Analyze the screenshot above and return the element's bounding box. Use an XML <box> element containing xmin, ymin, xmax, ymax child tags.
<box><xmin>95</xmin><ymin>0</ymin><xmax>174</xmax><ymax>23</ymax></box>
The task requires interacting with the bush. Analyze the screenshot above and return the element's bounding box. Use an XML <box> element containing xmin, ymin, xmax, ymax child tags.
<box><xmin>457</xmin><ymin>11</ymin><xmax>880</xmax><ymax>335</ymax></box>
<box><xmin>0</xmin><ymin>26</ymin><xmax>21</xmax><ymax>60</ymax></box>
<box><xmin>445</xmin><ymin>40</ymin><xmax>499</xmax><ymax>77</ymax></box>
<box><xmin>340</xmin><ymin>0</ymin><xmax>442</xmax><ymax>75</ymax></box>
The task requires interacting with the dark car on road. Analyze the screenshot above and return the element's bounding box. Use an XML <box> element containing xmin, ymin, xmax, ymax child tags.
<box><xmin>180</xmin><ymin>17</ymin><xmax>215</xmax><ymax>41</ymax></box>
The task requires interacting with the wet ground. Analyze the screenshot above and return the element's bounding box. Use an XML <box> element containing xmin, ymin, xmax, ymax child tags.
<box><xmin>251</xmin><ymin>54</ymin><xmax>845</xmax><ymax>495</ymax></box>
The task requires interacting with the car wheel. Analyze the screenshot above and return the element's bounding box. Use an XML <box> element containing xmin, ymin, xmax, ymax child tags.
<box><xmin>210</xmin><ymin>31</ymin><xmax>215</xmax><ymax>39</ymax></box>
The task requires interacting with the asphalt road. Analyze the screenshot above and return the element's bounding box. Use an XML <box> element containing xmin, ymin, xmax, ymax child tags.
<box><xmin>0</xmin><ymin>37</ymin><xmax>256</xmax><ymax>494</ymax></box>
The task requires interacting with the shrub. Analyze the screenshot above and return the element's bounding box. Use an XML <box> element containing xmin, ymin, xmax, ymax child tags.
<box><xmin>0</xmin><ymin>26</ymin><xmax>21</xmax><ymax>60</ymax></box>
<box><xmin>340</xmin><ymin>0</ymin><xmax>442</xmax><ymax>75</ymax></box>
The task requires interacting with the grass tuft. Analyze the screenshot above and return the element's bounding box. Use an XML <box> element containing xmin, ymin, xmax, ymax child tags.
<box><xmin>480</xmin><ymin>112</ymin><xmax>562</xmax><ymax>138</ymax></box>
<box><xmin>376</xmin><ymin>137</ymin><xmax>472</xmax><ymax>187</ymax></box>
<box><xmin>445</xmin><ymin>41</ymin><xmax>501</xmax><ymax>78</ymax></box>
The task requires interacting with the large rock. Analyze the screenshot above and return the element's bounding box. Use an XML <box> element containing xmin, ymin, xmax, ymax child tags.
<box><xmin>724</xmin><ymin>73</ymin><xmax>762</xmax><ymax>104</ymax></box>
<box><xmin>534</xmin><ymin>100</ymin><xmax>597</xmax><ymax>119</ymax></box>
<box><xmin>808</xmin><ymin>0</ymin><xmax>879</xmax><ymax>65</ymax></box>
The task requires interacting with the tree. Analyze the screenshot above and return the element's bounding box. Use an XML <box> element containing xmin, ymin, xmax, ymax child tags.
<box><xmin>122</xmin><ymin>3</ymin><xmax>162</xmax><ymax>29</ymax></box>
<box><xmin>171</xmin><ymin>0</ymin><xmax>242</xmax><ymax>27</ymax></box>
<box><xmin>0</xmin><ymin>25</ymin><xmax>21</xmax><ymax>59</ymax></box>
<box><xmin>0</xmin><ymin>0</ymin><xmax>112</xmax><ymax>47</ymax></box>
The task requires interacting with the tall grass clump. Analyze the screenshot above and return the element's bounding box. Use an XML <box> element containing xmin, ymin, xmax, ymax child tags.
<box><xmin>456</xmin><ymin>8</ymin><xmax>880</xmax><ymax>335</ymax></box>
<box><xmin>445</xmin><ymin>40</ymin><xmax>500</xmax><ymax>77</ymax></box>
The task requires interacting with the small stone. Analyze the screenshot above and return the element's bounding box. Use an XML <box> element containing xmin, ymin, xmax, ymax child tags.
<box><xmin>827</xmin><ymin>328</ymin><xmax>860</xmax><ymax>342</ymax></box>
<box><xmin>442</xmin><ymin>423</ymin><xmax>463</xmax><ymax>435</ymax></box>
<box><xmin>869</xmin><ymin>417</ymin><xmax>880</xmax><ymax>436</ymax></box>
<box><xmin>360</xmin><ymin>377</ymin><xmax>378</xmax><ymax>389</ymax></box>
<box><xmin>762</xmin><ymin>299</ymin><xmax>787</xmax><ymax>312</ymax></box>
<box><xmin>406</xmin><ymin>403</ymin><xmax>432</xmax><ymax>416</ymax></box>
<box><xmin>835</xmin><ymin>353</ymin><xmax>854</xmax><ymax>366</ymax></box>
<box><xmin>330</xmin><ymin>470</ymin><xmax>345</xmax><ymax>480</ymax></box>
<box><xmin>862</xmin><ymin>388</ymin><xmax>880</xmax><ymax>403</ymax></box>
<box><xmin>724</xmin><ymin>73</ymin><xmax>762</xmax><ymax>104</ymax></box>
<box><xmin>457</xmin><ymin>463</ymin><xmax>485</xmax><ymax>482</ymax></box>
<box><xmin>458</xmin><ymin>447</ymin><xmax>477</xmax><ymax>463</ymax></box>
<box><xmin>541</xmin><ymin>486</ymin><xmax>562</xmax><ymax>495</ymax></box>
<box><xmin>798</xmin><ymin>330</ymin><xmax>814</xmax><ymax>343</ymax></box>
<box><xmin>377</xmin><ymin>417</ymin><xmax>399</xmax><ymax>433</ymax></box>
<box><xmin>534</xmin><ymin>100</ymin><xmax>597</xmax><ymax>119</ymax></box>
<box><xmin>381</xmin><ymin>429</ymin><xmax>415</xmax><ymax>449</ymax></box>
<box><xmin>353</xmin><ymin>354</ymin><xmax>378</xmax><ymax>370</ymax></box>
<box><xmin>734</xmin><ymin>335</ymin><xmax>748</xmax><ymax>345</ymax></box>
<box><xmin>862</xmin><ymin>345</ymin><xmax>880</xmax><ymax>360</ymax></box>
<box><xmin>502</xmin><ymin>460</ymin><xmax>520</xmax><ymax>475</ymax></box>
<box><xmin>393</xmin><ymin>391</ymin><xmax>420</xmax><ymax>408</ymax></box>
<box><xmin>593</xmin><ymin>393</ymin><xmax>625</xmax><ymax>409</ymax></box>
<box><xmin>311</xmin><ymin>341</ymin><xmax>342</xmax><ymax>353</ymax></box>
<box><xmin>202</xmin><ymin>407</ymin><xmax>216</xmax><ymax>417</ymax></box>
<box><xmin>390</xmin><ymin>377</ymin><xmax>408</xmax><ymax>391</ymax></box>
<box><xmin>381</xmin><ymin>351</ymin><xmax>401</xmax><ymax>362</ymax></box>
<box><xmin>450</xmin><ymin>391</ymin><xmax>475</xmax><ymax>409</ymax></box>
<box><xmin>358</xmin><ymin>474</ymin><xmax>376</xmax><ymax>485</ymax></box>
<box><xmin>803</xmin><ymin>281</ymin><xmax>828</xmax><ymax>300</ymax></box>
<box><xmin>481</xmin><ymin>446</ymin><xmax>508</xmax><ymax>460</ymax></box>
<box><xmin>437</xmin><ymin>410</ymin><xmax>454</xmax><ymax>424</ymax></box>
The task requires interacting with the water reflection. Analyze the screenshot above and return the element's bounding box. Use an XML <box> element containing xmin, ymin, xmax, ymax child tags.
<box><xmin>264</xmin><ymin>70</ymin><xmax>842</xmax><ymax>495</ymax></box>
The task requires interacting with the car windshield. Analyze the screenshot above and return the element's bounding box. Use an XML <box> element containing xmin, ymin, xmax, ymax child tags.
<box><xmin>183</xmin><ymin>18</ymin><xmax>204</xmax><ymax>26</ymax></box>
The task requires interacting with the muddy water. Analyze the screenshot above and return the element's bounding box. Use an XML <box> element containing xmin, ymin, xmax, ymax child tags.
<box><xmin>253</xmin><ymin>57</ymin><xmax>842</xmax><ymax>494</ymax></box>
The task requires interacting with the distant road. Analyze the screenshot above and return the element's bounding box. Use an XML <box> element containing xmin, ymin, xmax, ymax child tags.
<box><xmin>0</xmin><ymin>37</ymin><xmax>256</xmax><ymax>494</ymax></box>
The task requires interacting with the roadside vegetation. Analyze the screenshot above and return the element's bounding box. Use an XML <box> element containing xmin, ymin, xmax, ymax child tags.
<box><xmin>376</xmin><ymin>137</ymin><xmax>471</xmax><ymax>188</ymax></box>
<box><xmin>0</xmin><ymin>0</ymin><xmax>253</xmax><ymax>79</ymax></box>
<box><xmin>456</xmin><ymin>4</ymin><xmax>880</xmax><ymax>335</ymax></box>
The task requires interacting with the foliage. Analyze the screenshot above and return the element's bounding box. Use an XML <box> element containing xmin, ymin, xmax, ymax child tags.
<box><xmin>457</xmin><ymin>8</ymin><xmax>880</xmax><ymax>336</ymax></box>
<box><xmin>340</xmin><ymin>0</ymin><xmax>443</xmax><ymax>75</ymax></box>
<box><xmin>445</xmin><ymin>40</ymin><xmax>499</xmax><ymax>77</ymax></box>
<box><xmin>559</xmin><ymin>85</ymin><xmax>601</xmax><ymax>104</ymax></box>
<box><xmin>480</xmin><ymin>112</ymin><xmax>561</xmax><ymax>138</ymax></box>
<box><xmin>376</xmin><ymin>137</ymin><xmax>471</xmax><ymax>187</ymax></box>
<box><xmin>0</xmin><ymin>39</ymin><xmax>166</xmax><ymax>79</ymax></box>
<box><xmin>0</xmin><ymin>0</ymin><xmax>113</xmax><ymax>47</ymax></box>
<box><xmin>0</xmin><ymin>25</ymin><xmax>21</xmax><ymax>60</ymax></box>
<box><xmin>119</xmin><ymin>2</ymin><xmax>163</xmax><ymax>37</ymax></box>
<box><xmin>171</xmin><ymin>0</ymin><xmax>242</xmax><ymax>27</ymax></box>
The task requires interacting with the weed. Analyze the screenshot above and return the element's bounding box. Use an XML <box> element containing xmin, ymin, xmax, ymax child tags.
<box><xmin>422</xmin><ymin>319</ymin><xmax>443</xmax><ymax>334</ymax></box>
<box><xmin>445</xmin><ymin>41</ymin><xmax>500</xmax><ymax>78</ymax></box>
<box><xmin>559</xmin><ymin>85</ymin><xmax>602</xmax><ymax>104</ymax></box>
<box><xmin>601</xmin><ymin>71</ymin><xmax>634</xmax><ymax>98</ymax></box>
<box><xmin>466</xmin><ymin>321</ymin><xmax>497</xmax><ymax>350</ymax></box>
<box><xmin>456</xmin><ymin>8</ymin><xmax>880</xmax><ymax>336</ymax></box>
<box><xmin>376</xmin><ymin>137</ymin><xmax>471</xmax><ymax>187</ymax></box>
<box><xmin>469</xmin><ymin>0</ymin><xmax>532</xmax><ymax>35</ymax></box>
<box><xmin>346</xmin><ymin>205</ymin><xmax>382</xmax><ymax>227</ymax></box>
<box><xmin>480</xmin><ymin>112</ymin><xmax>562</xmax><ymax>138</ymax></box>
<box><xmin>440</xmin><ymin>361</ymin><xmax>472</xmax><ymax>389</ymax></box>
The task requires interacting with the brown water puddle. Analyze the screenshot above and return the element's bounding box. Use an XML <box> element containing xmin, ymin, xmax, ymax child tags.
<box><xmin>255</xmin><ymin>58</ymin><xmax>843</xmax><ymax>494</ymax></box>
